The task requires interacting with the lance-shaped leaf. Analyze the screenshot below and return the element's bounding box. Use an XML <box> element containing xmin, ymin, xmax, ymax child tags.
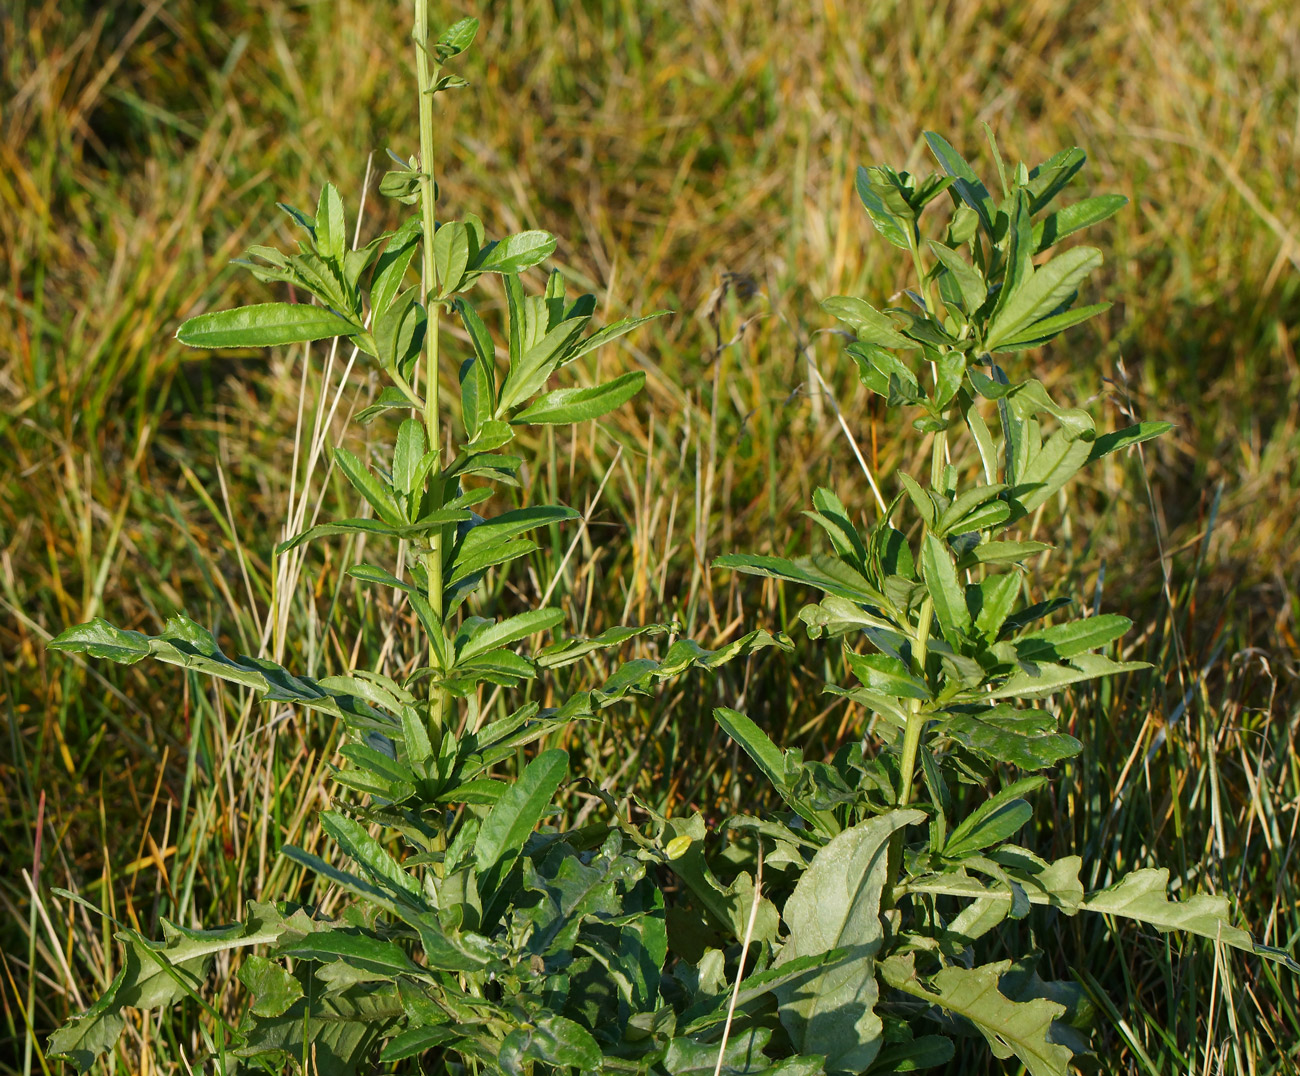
<box><xmin>177</xmin><ymin>302</ymin><xmax>360</xmax><ymax>348</ymax></box>
<box><xmin>924</xmin><ymin>132</ymin><xmax>996</xmax><ymax>237</ymax></box>
<box><xmin>922</xmin><ymin>533</ymin><xmax>971</xmax><ymax>641</ymax></box>
<box><xmin>774</xmin><ymin>810</ymin><xmax>924</xmax><ymax>1075</ymax></box>
<box><xmin>511</xmin><ymin>370</ymin><xmax>645</xmax><ymax>424</ymax></box>
<box><xmin>1033</xmin><ymin>194</ymin><xmax>1127</xmax><ymax>253</ymax></box>
<box><xmin>473</xmin><ymin>749</ymin><xmax>569</xmax><ymax>902</ymax></box>
<box><xmin>983</xmin><ymin>247</ymin><xmax>1102</xmax><ymax>351</ymax></box>
<box><xmin>879</xmin><ymin>956</ymin><xmax>1073</xmax><ymax>1076</ymax></box>
<box><xmin>564</xmin><ymin>310</ymin><xmax>669</xmax><ymax>363</ymax></box>
<box><xmin>1087</xmin><ymin>420</ymin><xmax>1173</xmax><ymax>462</ymax></box>
<box><xmin>454</xmin><ymin>608</ymin><xmax>564</xmax><ymax>665</ymax></box>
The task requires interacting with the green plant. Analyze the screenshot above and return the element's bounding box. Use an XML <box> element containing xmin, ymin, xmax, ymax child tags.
<box><xmin>689</xmin><ymin>132</ymin><xmax>1299</xmax><ymax>1071</ymax></box>
<box><xmin>37</xmin><ymin>4</ymin><xmax>1298</xmax><ymax>1073</ymax></box>
<box><xmin>42</xmin><ymin>7</ymin><xmax>787</xmax><ymax>1073</ymax></box>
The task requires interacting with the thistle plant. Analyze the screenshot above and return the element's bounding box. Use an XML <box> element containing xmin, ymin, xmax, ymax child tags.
<box><xmin>44</xmin><ymin>7</ymin><xmax>784</xmax><ymax>1073</ymax></box>
<box><xmin>692</xmin><ymin>133</ymin><xmax>1298</xmax><ymax>1072</ymax></box>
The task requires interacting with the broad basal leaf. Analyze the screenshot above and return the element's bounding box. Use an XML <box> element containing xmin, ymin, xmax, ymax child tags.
<box><xmin>775</xmin><ymin>810</ymin><xmax>924</xmax><ymax>1075</ymax></box>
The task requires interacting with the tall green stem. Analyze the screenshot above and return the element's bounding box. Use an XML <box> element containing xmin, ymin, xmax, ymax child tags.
<box><xmin>414</xmin><ymin>0</ymin><xmax>446</xmax><ymax>727</ymax></box>
<box><xmin>896</xmin><ymin>598</ymin><xmax>933</xmax><ymax>808</ymax></box>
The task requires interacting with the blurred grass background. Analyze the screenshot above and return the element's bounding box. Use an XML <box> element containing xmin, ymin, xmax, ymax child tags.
<box><xmin>2</xmin><ymin>0</ymin><xmax>1298</xmax><ymax>1071</ymax></box>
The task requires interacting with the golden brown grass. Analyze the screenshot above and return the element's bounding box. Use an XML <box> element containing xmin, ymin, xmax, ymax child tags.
<box><xmin>2</xmin><ymin>0</ymin><xmax>1298</xmax><ymax>1071</ymax></box>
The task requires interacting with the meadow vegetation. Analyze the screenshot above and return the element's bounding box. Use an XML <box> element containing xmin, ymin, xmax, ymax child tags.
<box><xmin>2</xmin><ymin>0</ymin><xmax>1299</xmax><ymax>1072</ymax></box>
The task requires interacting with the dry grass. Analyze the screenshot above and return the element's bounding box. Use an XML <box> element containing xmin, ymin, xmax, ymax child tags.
<box><xmin>2</xmin><ymin>0</ymin><xmax>1298</xmax><ymax>1071</ymax></box>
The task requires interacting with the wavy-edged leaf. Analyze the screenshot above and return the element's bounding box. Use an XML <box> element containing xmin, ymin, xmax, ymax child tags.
<box><xmin>986</xmin><ymin>652</ymin><xmax>1147</xmax><ymax>700</ymax></box>
<box><xmin>48</xmin><ymin>615</ymin><xmax>382</xmax><ymax>726</ymax></box>
<box><xmin>880</xmin><ymin>956</ymin><xmax>1073</xmax><ymax>1076</ymax></box>
<box><xmin>1081</xmin><ymin>869</ymin><xmax>1266</xmax><ymax>958</ymax></box>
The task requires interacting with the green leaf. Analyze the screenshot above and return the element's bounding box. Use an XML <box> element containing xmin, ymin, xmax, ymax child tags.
<box><xmin>334</xmin><ymin>445</ymin><xmax>405</xmax><ymax>526</ymax></box>
<box><xmin>925</xmin><ymin>241</ymin><xmax>986</xmax><ymax>313</ymax></box>
<box><xmin>921</xmin><ymin>533</ymin><xmax>971</xmax><ymax>640</ymax></box>
<box><xmin>454</xmin><ymin>296</ymin><xmax>498</xmax><ymax>439</ymax></box>
<box><xmin>923</xmin><ymin>133</ymin><xmax>995</xmax><ymax>237</ymax></box>
<box><xmin>1080</xmin><ymin>869</ymin><xmax>1259</xmax><ymax>955</ymax></box>
<box><xmin>283</xmin><ymin>929</ymin><xmax>425</xmax><ymax>979</ymax></box>
<box><xmin>855</xmin><ymin>165</ymin><xmax>911</xmax><ymax>249</ymax></box>
<box><xmin>844</xmin><ymin>651</ymin><xmax>931</xmax><ymax>701</ymax></box>
<box><xmin>455</xmin><ymin>607</ymin><xmax>565</xmax><ymax>662</ymax></box>
<box><xmin>775</xmin><ymin>810</ymin><xmax>924</xmax><ymax>1075</ymax></box>
<box><xmin>275</xmin><ymin>513</ymin><xmax>466</xmax><ymax>555</ymax></box>
<box><xmin>1033</xmin><ymin>194</ymin><xmax>1127</xmax><ymax>253</ymax></box>
<box><xmin>958</xmin><ymin>541</ymin><xmax>1050</xmax><ymax>568</ymax></box>
<box><xmin>235</xmin><ymin>983</ymin><xmax>403</xmax><ymax>1076</ymax></box>
<box><xmin>48</xmin><ymin>616</ymin><xmax>382</xmax><ymax>727</ymax></box>
<box><xmin>433</xmin><ymin>220</ymin><xmax>471</xmax><ymax>297</ymax></box>
<box><xmin>370</xmin><ymin>217</ymin><xmax>421</xmax><ymax>317</ymax></box>
<box><xmin>986</xmin><ymin>652</ymin><xmax>1147</xmax><ymax>700</ymax></box>
<box><xmin>943</xmin><ymin>775</ymin><xmax>1044</xmax><ymax>858</ymax></box>
<box><xmin>664</xmin><ymin>1028</ymin><xmax>824</xmax><ymax>1075</ymax></box>
<box><xmin>941</xmin><ymin>707</ymin><xmax>1082</xmax><ymax>770</ymax></box>
<box><xmin>714</xmin><ymin>552</ymin><xmax>886</xmax><ymax>606</ymax></box>
<box><xmin>237</xmin><ymin>955</ymin><xmax>303</xmax><ymax>1018</ymax></box>
<box><xmin>48</xmin><ymin>903</ymin><xmax>298</xmax><ymax>1073</ymax></box>
<box><xmin>474</xmin><ymin>230</ymin><xmax>557</xmax><ymax>275</ymax></box>
<box><xmin>46</xmin><ymin>967</ymin><xmax>128</xmax><ymax>1073</ymax></box>
<box><xmin>511</xmin><ymin>370</ymin><xmax>645</xmax><ymax>424</ymax></box>
<box><xmin>565</xmin><ymin>310</ymin><xmax>670</xmax><ymax>362</ymax></box>
<box><xmin>714</xmin><ymin>707</ymin><xmax>790</xmax><ymax>794</ymax></box>
<box><xmin>499</xmin><ymin>1013</ymin><xmax>601</xmax><ymax>1075</ymax></box>
<box><xmin>1087</xmin><ymin>420</ymin><xmax>1172</xmax><ymax>462</ymax></box>
<box><xmin>983</xmin><ymin>247</ymin><xmax>1102</xmax><ymax>351</ymax></box>
<box><xmin>177</xmin><ymin>303</ymin><xmax>359</xmax><ymax>349</ymax></box>
<box><xmin>315</xmin><ymin>183</ymin><xmax>346</xmax><ymax>264</ymax></box>
<box><xmin>373</xmin><ymin>285</ymin><xmax>426</xmax><ymax>376</ymax></box>
<box><xmin>821</xmin><ymin>296</ymin><xmax>913</xmax><ymax>348</ymax></box>
<box><xmin>435</xmin><ymin>16</ymin><xmax>479</xmax><ymax>59</ymax></box>
<box><xmin>392</xmin><ymin>418</ymin><xmax>427</xmax><ymax>497</ymax></box>
<box><xmin>473</xmin><ymin>748</ymin><xmax>568</xmax><ymax>899</ymax></box>
<box><xmin>1014</xmin><ymin>613</ymin><xmax>1130</xmax><ymax>662</ymax></box>
<box><xmin>989</xmin><ymin>302</ymin><xmax>1111</xmax><ymax>351</ymax></box>
<box><xmin>320</xmin><ymin>810</ymin><xmax>425</xmax><ymax>905</ymax></box>
<box><xmin>880</xmin><ymin>956</ymin><xmax>1073</xmax><ymax>1076</ymax></box>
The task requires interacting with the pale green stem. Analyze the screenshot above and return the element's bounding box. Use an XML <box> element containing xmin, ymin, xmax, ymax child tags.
<box><xmin>896</xmin><ymin>597</ymin><xmax>933</xmax><ymax>808</ymax></box>
<box><xmin>414</xmin><ymin>0</ymin><xmax>446</xmax><ymax>728</ymax></box>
